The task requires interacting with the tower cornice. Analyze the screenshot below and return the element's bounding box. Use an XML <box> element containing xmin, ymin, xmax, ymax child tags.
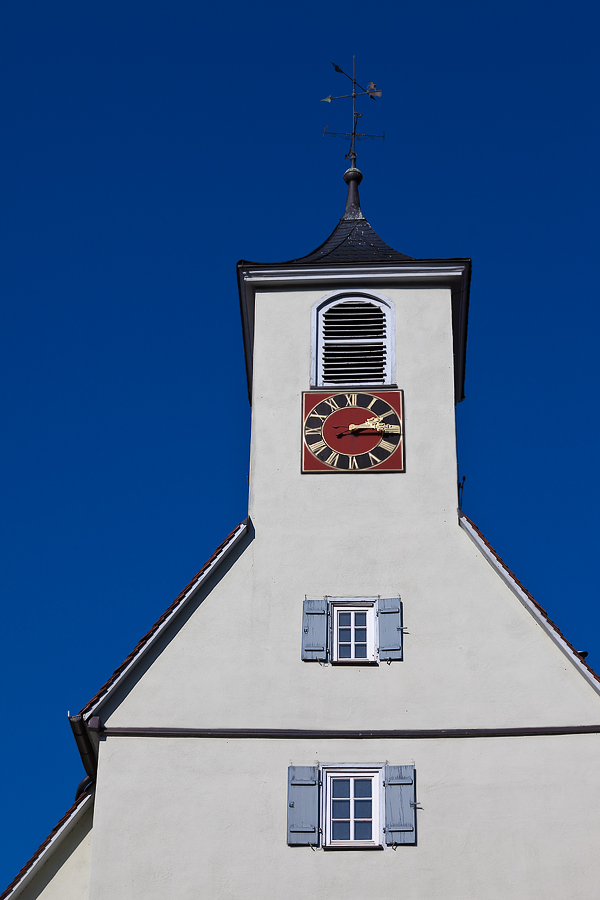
<box><xmin>237</xmin><ymin>257</ymin><xmax>471</xmax><ymax>406</ymax></box>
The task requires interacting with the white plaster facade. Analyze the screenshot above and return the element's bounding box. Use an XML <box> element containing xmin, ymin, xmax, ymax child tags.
<box><xmin>89</xmin><ymin>735</ymin><xmax>600</xmax><ymax>900</ymax></box>
<box><xmin>5</xmin><ymin>217</ymin><xmax>600</xmax><ymax>900</ymax></box>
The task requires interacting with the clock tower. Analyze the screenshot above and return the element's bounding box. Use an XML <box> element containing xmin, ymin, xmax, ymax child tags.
<box><xmin>5</xmin><ymin>162</ymin><xmax>600</xmax><ymax>900</ymax></box>
<box><xmin>238</xmin><ymin>164</ymin><xmax>470</xmax><ymax>603</ymax></box>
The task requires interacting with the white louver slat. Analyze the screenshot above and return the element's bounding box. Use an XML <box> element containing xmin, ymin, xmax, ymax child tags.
<box><xmin>321</xmin><ymin>300</ymin><xmax>388</xmax><ymax>385</ymax></box>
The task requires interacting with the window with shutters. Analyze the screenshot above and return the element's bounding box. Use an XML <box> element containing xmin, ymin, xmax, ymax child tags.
<box><xmin>323</xmin><ymin>768</ymin><xmax>382</xmax><ymax>848</ymax></box>
<box><xmin>287</xmin><ymin>764</ymin><xmax>417</xmax><ymax>849</ymax></box>
<box><xmin>301</xmin><ymin>597</ymin><xmax>403</xmax><ymax>664</ymax></box>
<box><xmin>331</xmin><ymin>601</ymin><xmax>376</xmax><ymax>663</ymax></box>
<box><xmin>312</xmin><ymin>293</ymin><xmax>395</xmax><ymax>388</ymax></box>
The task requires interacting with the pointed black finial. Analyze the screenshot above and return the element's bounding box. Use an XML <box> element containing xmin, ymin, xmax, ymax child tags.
<box><xmin>342</xmin><ymin>166</ymin><xmax>365</xmax><ymax>220</ymax></box>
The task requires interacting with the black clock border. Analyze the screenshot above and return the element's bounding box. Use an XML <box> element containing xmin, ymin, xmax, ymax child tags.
<box><xmin>303</xmin><ymin>391</ymin><xmax>403</xmax><ymax>472</ymax></box>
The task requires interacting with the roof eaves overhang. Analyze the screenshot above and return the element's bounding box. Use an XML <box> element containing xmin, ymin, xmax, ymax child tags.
<box><xmin>237</xmin><ymin>258</ymin><xmax>471</xmax><ymax>406</ymax></box>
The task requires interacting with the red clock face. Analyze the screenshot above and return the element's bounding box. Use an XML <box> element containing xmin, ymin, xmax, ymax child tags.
<box><xmin>302</xmin><ymin>391</ymin><xmax>404</xmax><ymax>473</ymax></box>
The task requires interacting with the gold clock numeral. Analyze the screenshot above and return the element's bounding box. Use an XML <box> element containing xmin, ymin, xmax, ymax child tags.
<box><xmin>309</xmin><ymin>440</ymin><xmax>328</xmax><ymax>456</ymax></box>
<box><xmin>367</xmin><ymin>397</ymin><xmax>378</xmax><ymax>409</ymax></box>
<box><xmin>348</xmin><ymin>456</ymin><xmax>359</xmax><ymax>469</ymax></box>
<box><xmin>380</xmin><ymin>408</ymin><xmax>398</xmax><ymax>419</ymax></box>
<box><xmin>379</xmin><ymin>439</ymin><xmax>397</xmax><ymax>454</ymax></box>
<box><xmin>305</xmin><ymin>426</ymin><xmax>322</xmax><ymax>435</ymax></box>
<box><xmin>344</xmin><ymin>393</ymin><xmax>357</xmax><ymax>407</ymax></box>
<box><xmin>310</xmin><ymin>411</ymin><xmax>328</xmax><ymax>423</ymax></box>
<box><xmin>324</xmin><ymin>396</ymin><xmax>340</xmax><ymax>411</ymax></box>
<box><xmin>325</xmin><ymin>451</ymin><xmax>340</xmax><ymax>467</ymax></box>
<box><xmin>383</xmin><ymin>425</ymin><xmax>401</xmax><ymax>433</ymax></box>
<box><xmin>368</xmin><ymin>452</ymin><xmax>381</xmax><ymax>466</ymax></box>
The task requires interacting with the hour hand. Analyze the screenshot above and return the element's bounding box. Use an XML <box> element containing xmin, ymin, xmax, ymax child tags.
<box><xmin>348</xmin><ymin>416</ymin><xmax>401</xmax><ymax>434</ymax></box>
<box><xmin>348</xmin><ymin>416</ymin><xmax>381</xmax><ymax>432</ymax></box>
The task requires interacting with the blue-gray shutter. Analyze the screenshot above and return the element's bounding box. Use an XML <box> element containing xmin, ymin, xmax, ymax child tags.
<box><xmin>287</xmin><ymin>766</ymin><xmax>319</xmax><ymax>845</ymax></box>
<box><xmin>378</xmin><ymin>598</ymin><xmax>403</xmax><ymax>661</ymax></box>
<box><xmin>384</xmin><ymin>765</ymin><xmax>416</xmax><ymax>845</ymax></box>
<box><xmin>301</xmin><ymin>598</ymin><xmax>328</xmax><ymax>661</ymax></box>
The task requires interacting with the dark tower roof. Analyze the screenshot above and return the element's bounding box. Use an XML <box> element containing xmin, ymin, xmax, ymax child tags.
<box><xmin>236</xmin><ymin>167</ymin><xmax>471</xmax><ymax>406</ymax></box>
<box><xmin>289</xmin><ymin>167</ymin><xmax>412</xmax><ymax>264</ymax></box>
<box><xmin>238</xmin><ymin>167</ymin><xmax>412</xmax><ymax>267</ymax></box>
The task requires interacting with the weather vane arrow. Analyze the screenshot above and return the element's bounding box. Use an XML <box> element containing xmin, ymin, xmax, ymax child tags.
<box><xmin>321</xmin><ymin>57</ymin><xmax>384</xmax><ymax>167</ymax></box>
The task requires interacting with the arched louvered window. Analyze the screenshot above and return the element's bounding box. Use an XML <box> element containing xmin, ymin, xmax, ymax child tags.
<box><xmin>313</xmin><ymin>294</ymin><xmax>394</xmax><ymax>387</ymax></box>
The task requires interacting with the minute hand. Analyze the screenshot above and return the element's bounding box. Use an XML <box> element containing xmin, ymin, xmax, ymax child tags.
<box><xmin>348</xmin><ymin>416</ymin><xmax>401</xmax><ymax>434</ymax></box>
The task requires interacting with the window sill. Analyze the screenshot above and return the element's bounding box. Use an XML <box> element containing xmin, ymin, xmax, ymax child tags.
<box><xmin>323</xmin><ymin>843</ymin><xmax>384</xmax><ymax>851</ymax></box>
<box><xmin>310</xmin><ymin>383</ymin><xmax>399</xmax><ymax>390</ymax></box>
<box><xmin>331</xmin><ymin>659</ymin><xmax>379</xmax><ymax>666</ymax></box>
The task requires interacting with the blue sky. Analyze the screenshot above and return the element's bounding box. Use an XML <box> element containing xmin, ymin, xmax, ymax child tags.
<box><xmin>1</xmin><ymin>0</ymin><xmax>599</xmax><ymax>887</ymax></box>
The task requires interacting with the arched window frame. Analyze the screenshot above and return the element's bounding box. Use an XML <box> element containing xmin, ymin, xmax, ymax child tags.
<box><xmin>311</xmin><ymin>290</ymin><xmax>396</xmax><ymax>388</ymax></box>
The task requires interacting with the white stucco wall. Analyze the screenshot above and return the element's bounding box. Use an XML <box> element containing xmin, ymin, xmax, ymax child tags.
<box><xmin>96</xmin><ymin>285</ymin><xmax>600</xmax><ymax>731</ymax></box>
<box><xmin>88</xmin><ymin>734</ymin><xmax>600</xmax><ymax>900</ymax></box>
<box><xmin>16</xmin><ymin>804</ymin><xmax>93</xmax><ymax>900</ymax></box>
<box><xmin>249</xmin><ymin>286</ymin><xmax>459</xmax><ymax>535</ymax></box>
<box><xmin>96</xmin><ymin>521</ymin><xmax>600</xmax><ymax>730</ymax></box>
<box><xmin>85</xmin><ymin>280</ymin><xmax>600</xmax><ymax>900</ymax></box>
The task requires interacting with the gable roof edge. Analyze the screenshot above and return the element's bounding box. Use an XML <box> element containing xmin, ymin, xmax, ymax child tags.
<box><xmin>80</xmin><ymin>520</ymin><xmax>248</xmax><ymax>720</ymax></box>
<box><xmin>458</xmin><ymin>511</ymin><xmax>600</xmax><ymax>696</ymax></box>
<box><xmin>0</xmin><ymin>791</ymin><xmax>93</xmax><ymax>900</ymax></box>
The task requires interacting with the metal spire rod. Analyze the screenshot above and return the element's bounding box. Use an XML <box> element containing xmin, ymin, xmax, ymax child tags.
<box><xmin>322</xmin><ymin>57</ymin><xmax>384</xmax><ymax>168</ymax></box>
<box><xmin>350</xmin><ymin>55</ymin><xmax>356</xmax><ymax>168</ymax></box>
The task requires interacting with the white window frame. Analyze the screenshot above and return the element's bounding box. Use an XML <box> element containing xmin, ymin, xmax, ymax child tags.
<box><xmin>329</xmin><ymin>598</ymin><xmax>378</xmax><ymax>663</ymax></box>
<box><xmin>310</xmin><ymin>290</ymin><xmax>396</xmax><ymax>388</ymax></box>
<box><xmin>321</xmin><ymin>764</ymin><xmax>385</xmax><ymax>849</ymax></box>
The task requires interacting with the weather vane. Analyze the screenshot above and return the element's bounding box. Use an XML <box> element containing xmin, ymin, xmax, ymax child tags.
<box><xmin>321</xmin><ymin>57</ymin><xmax>384</xmax><ymax>168</ymax></box>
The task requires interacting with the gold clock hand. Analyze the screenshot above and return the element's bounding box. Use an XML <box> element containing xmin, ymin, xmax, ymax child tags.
<box><xmin>348</xmin><ymin>416</ymin><xmax>381</xmax><ymax>431</ymax></box>
<box><xmin>348</xmin><ymin>416</ymin><xmax>401</xmax><ymax>434</ymax></box>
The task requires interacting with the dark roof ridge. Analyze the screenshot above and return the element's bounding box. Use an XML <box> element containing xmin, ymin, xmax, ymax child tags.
<box><xmin>0</xmin><ymin>791</ymin><xmax>92</xmax><ymax>900</ymax></box>
<box><xmin>459</xmin><ymin>511</ymin><xmax>600</xmax><ymax>686</ymax></box>
<box><xmin>79</xmin><ymin>520</ymin><xmax>248</xmax><ymax>717</ymax></box>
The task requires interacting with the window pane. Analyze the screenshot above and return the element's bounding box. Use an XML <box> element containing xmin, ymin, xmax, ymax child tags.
<box><xmin>332</xmin><ymin>820</ymin><xmax>350</xmax><ymax>841</ymax></box>
<box><xmin>355</xmin><ymin>644</ymin><xmax>367</xmax><ymax>658</ymax></box>
<box><xmin>354</xmin><ymin>780</ymin><xmax>372</xmax><ymax>798</ymax></box>
<box><xmin>339</xmin><ymin>613</ymin><xmax>351</xmax><ymax>627</ymax></box>
<box><xmin>354</xmin><ymin>821</ymin><xmax>372</xmax><ymax>841</ymax></box>
<box><xmin>338</xmin><ymin>628</ymin><xmax>351</xmax><ymax>642</ymax></box>
<box><xmin>339</xmin><ymin>644</ymin><xmax>351</xmax><ymax>658</ymax></box>
<box><xmin>354</xmin><ymin>799</ymin><xmax>372</xmax><ymax>818</ymax></box>
<box><xmin>332</xmin><ymin>779</ymin><xmax>350</xmax><ymax>798</ymax></box>
<box><xmin>354</xmin><ymin>628</ymin><xmax>367</xmax><ymax>642</ymax></box>
<box><xmin>355</xmin><ymin>612</ymin><xmax>367</xmax><ymax>626</ymax></box>
<box><xmin>332</xmin><ymin>800</ymin><xmax>350</xmax><ymax>818</ymax></box>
